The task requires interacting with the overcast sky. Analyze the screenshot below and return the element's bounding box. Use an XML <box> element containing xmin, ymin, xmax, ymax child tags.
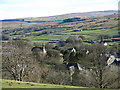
<box><xmin>0</xmin><ymin>0</ymin><xmax>119</xmax><ymax>20</ymax></box>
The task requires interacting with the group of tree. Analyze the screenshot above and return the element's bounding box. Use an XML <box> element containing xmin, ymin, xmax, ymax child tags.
<box><xmin>2</xmin><ymin>40</ymin><xmax>70</xmax><ymax>85</ymax></box>
<box><xmin>2</xmin><ymin>36</ymin><xmax>120</xmax><ymax>89</ymax></box>
<box><xmin>63</xmin><ymin>43</ymin><xmax>120</xmax><ymax>88</ymax></box>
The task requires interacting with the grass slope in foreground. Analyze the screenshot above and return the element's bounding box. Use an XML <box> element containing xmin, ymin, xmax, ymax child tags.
<box><xmin>2</xmin><ymin>79</ymin><xmax>84</xmax><ymax>88</ymax></box>
<box><xmin>2</xmin><ymin>79</ymin><xmax>120</xmax><ymax>90</ymax></box>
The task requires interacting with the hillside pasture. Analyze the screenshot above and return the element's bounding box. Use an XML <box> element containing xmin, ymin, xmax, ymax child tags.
<box><xmin>2</xmin><ymin>79</ymin><xmax>120</xmax><ymax>90</ymax></box>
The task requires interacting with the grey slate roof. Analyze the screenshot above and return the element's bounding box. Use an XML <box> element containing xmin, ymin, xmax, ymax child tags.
<box><xmin>31</xmin><ymin>47</ymin><xmax>44</xmax><ymax>51</ymax></box>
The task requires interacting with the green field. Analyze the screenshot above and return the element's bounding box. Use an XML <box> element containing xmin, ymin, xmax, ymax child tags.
<box><xmin>25</xmin><ymin>29</ymin><xmax>118</xmax><ymax>43</ymax></box>
<box><xmin>1</xmin><ymin>79</ymin><xmax>120</xmax><ymax>90</ymax></box>
<box><xmin>2</xmin><ymin>79</ymin><xmax>85</xmax><ymax>88</ymax></box>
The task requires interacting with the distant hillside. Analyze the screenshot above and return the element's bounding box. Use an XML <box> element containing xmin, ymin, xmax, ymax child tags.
<box><xmin>22</xmin><ymin>10</ymin><xmax>118</xmax><ymax>21</ymax></box>
<box><xmin>2</xmin><ymin>13</ymin><xmax>118</xmax><ymax>43</ymax></box>
<box><xmin>1</xmin><ymin>10</ymin><xmax>117</xmax><ymax>22</ymax></box>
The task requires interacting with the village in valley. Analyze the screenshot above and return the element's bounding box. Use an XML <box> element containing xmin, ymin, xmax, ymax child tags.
<box><xmin>1</xmin><ymin>6</ymin><xmax>120</xmax><ymax>89</ymax></box>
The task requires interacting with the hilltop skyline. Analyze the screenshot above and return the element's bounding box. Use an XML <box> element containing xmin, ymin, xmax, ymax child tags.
<box><xmin>0</xmin><ymin>0</ymin><xmax>119</xmax><ymax>20</ymax></box>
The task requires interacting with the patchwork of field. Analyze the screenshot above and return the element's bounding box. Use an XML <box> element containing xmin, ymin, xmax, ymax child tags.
<box><xmin>2</xmin><ymin>14</ymin><xmax>118</xmax><ymax>44</ymax></box>
<box><xmin>26</xmin><ymin>29</ymin><xmax>118</xmax><ymax>43</ymax></box>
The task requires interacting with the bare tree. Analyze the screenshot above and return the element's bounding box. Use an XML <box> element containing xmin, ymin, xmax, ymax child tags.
<box><xmin>71</xmin><ymin>44</ymin><xmax>119</xmax><ymax>88</ymax></box>
<box><xmin>2</xmin><ymin>40</ymin><xmax>34</xmax><ymax>81</ymax></box>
